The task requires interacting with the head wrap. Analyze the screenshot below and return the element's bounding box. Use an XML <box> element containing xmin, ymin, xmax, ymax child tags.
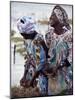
<box><xmin>49</xmin><ymin>5</ymin><xmax>71</xmax><ymax>30</ymax></box>
<box><xmin>17</xmin><ymin>16</ymin><xmax>37</xmax><ymax>34</ymax></box>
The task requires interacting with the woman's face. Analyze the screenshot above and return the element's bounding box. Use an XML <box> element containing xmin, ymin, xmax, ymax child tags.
<box><xmin>49</xmin><ymin>12</ymin><xmax>59</xmax><ymax>27</ymax></box>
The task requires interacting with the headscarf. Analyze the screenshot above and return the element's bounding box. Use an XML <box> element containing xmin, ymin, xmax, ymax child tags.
<box><xmin>17</xmin><ymin>16</ymin><xmax>37</xmax><ymax>34</ymax></box>
<box><xmin>49</xmin><ymin>5</ymin><xmax>71</xmax><ymax>30</ymax></box>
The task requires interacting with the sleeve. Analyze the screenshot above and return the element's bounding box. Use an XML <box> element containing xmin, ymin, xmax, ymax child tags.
<box><xmin>56</xmin><ymin>41</ymin><xmax>69</xmax><ymax>66</ymax></box>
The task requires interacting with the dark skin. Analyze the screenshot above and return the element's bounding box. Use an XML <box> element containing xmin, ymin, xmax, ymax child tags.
<box><xmin>49</xmin><ymin>11</ymin><xmax>64</xmax><ymax>35</ymax></box>
<box><xmin>53</xmin><ymin>23</ymin><xmax>64</xmax><ymax>35</ymax></box>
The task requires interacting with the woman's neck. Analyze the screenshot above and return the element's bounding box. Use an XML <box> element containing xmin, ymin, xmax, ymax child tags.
<box><xmin>53</xmin><ymin>23</ymin><xmax>64</xmax><ymax>35</ymax></box>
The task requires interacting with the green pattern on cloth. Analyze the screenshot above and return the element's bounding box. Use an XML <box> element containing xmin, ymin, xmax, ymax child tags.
<box><xmin>50</xmin><ymin>40</ymin><xmax>69</xmax><ymax>67</ymax></box>
<box><xmin>56</xmin><ymin>40</ymin><xmax>69</xmax><ymax>61</ymax></box>
<box><xmin>49</xmin><ymin>40</ymin><xmax>69</xmax><ymax>92</ymax></box>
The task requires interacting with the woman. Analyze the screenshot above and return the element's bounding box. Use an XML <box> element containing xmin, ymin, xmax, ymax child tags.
<box><xmin>46</xmin><ymin>5</ymin><xmax>73</xmax><ymax>93</ymax></box>
<box><xmin>49</xmin><ymin>5</ymin><xmax>71</xmax><ymax>35</ymax></box>
<box><xmin>17</xmin><ymin>16</ymin><xmax>49</xmax><ymax>58</ymax></box>
<box><xmin>29</xmin><ymin>35</ymin><xmax>48</xmax><ymax>95</ymax></box>
<box><xmin>45</xmin><ymin>28</ymin><xmax>72</xmax><ymax>94</ymax></box>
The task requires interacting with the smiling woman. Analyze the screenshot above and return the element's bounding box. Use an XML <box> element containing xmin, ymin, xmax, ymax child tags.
<box><xmin>10</xmin><ymin>1</ymin><xmax>73</xmax><ymax>98</ymax></box>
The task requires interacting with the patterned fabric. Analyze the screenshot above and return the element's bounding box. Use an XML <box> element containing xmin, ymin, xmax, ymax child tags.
<box><xmin>56</xmin><ymin>40</ymin><xmax>69</xmax><ymax>64</ymax></box>
<box><xmin>26</xmin><ymin>65</ymin><xmax>35</xmax><ymax>81</ymax></box>
<box><xmin>35</xmin><ymin>46</ymin><xmax>40</xmax><ymax>65</ymax></box>
<box><xmin>62</xmin><ymin>30</ymin><xmax>72</xmax><ymax>63</ymax></box>
<box><xmin>45</xmin><ymin>29</ymin><xmax>57</xmax><ymax>66</ymax></box>
<box><xmin>34</xmin><ymin>33</ymin><xmax>44</xmax><ymax>42</ymax></box>
<box><xmin>50</xmin><ymin>5</ymin><xmax>70</xmax><ymax>30</ymax></box>
<box><xmin>46</xmin><ymin>27</ymin><xmax>72</xmax><ymax>90</ymax></box>
<box><xmin>32</xmin><ymin>45</ymin><xmax>46</xmax><ymax>66</ymax></box>
<box><xmin>38</xmin><ymin>74</ymin><xmax>48</xmax><ymax>95</ymax></box>
<box><xmin>46</xmin><ymin>33</ymin><xmax>57</xmax><ymax>46</ymax></box>
<box><xmin>47</xmin><ymin>39</ymin><xmax>69</xmax><ymax>69</ymax></box>
<box><xmin>17</xmin><ymin>16</ymin><xmax>37</xmax><ymax>34</ymax></box>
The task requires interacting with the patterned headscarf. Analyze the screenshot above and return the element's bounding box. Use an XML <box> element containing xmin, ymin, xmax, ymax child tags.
<box><xmin>49</xmin><ymin>5</ymin><xmax>71</xmax><ymax>30</ymax></box>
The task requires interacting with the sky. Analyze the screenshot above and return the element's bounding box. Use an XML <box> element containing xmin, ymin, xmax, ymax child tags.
<box><xmin>11</xmin><ymin>1</ymin><xmax>72</xmax><ymax>34</ymax></box>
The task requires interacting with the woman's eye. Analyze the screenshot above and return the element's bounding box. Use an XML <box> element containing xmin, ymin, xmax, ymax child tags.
<box><xmin>20</xmin><ymin>19</ymin><xmax>24</xmax><ymax>24</ymax></box>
